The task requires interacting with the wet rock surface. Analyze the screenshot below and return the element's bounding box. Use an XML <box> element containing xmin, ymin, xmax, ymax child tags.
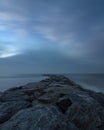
<box><xmin>0</xmin><ymin>75</ymin><xmax>104</xmax><ymax>130</ymax></box>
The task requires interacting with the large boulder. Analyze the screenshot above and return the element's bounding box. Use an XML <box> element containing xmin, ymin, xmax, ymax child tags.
<box><xmin>0</xmin><ymin>104</ymin><xmax>78</xmax><ymax>130</ymax></box>
<box><xmin>0</xmin><ymin>101</ymin><xmax>30</xmax><ymax>124</ymax></box>
<box><xmin>67</xmin><ymin>103</ymin><xmax>104</xmax><ymax>130</ymax></box>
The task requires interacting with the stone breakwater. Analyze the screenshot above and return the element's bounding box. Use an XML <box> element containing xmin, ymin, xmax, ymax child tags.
<box><xmin>0</xmin><ymin>75</ymin><xmax>104</xmax><ymax>130</ymax></box>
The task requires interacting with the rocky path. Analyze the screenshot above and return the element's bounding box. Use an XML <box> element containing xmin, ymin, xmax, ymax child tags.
<box><xmin>0</xmin><ymin>75</ymin><xmax>104</xmax><ymax>130</ymax></box>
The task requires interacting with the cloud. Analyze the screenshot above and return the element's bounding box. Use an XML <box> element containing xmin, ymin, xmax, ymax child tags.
<box><xmin>0</xmin><ymin>0</ymin><xmax>104</xmax><ymax>73</ymax></box>
<box><xmin>0</xmin><ymin>41</ymin><xmax>21</xmax><ymax>58</ymax></box>
<box><xmin>0</xmin><ymin>50</ymin><xmax>19</xmax><ymax>58</ymax></box>
<box><xmin>0</xmin><ymin>25</ymin><xmax>7</xmax><ymax>31</ymax></box>
<box><xmin>14</xmin><ymin>28</ymin><xmax>28</xmax><ymax>37</ymax></box>
<box><xmin>32</xmin><ymin>0</ymin><xmax>104</xmax><ymax>61</ymax></box>
<box><xmin>1</xmin><ymin>45</ymin><xmax>103</xmax><ymax>74</ymax></box>
<box><xmin>0</xmin><ymin>11</ymin><xmax>26</xmax><ymax>22</ymax></box>
<box><xmin>0</xmin><ymin>47</ymin><xmax>87</xmax><ymax>74</ymax></box>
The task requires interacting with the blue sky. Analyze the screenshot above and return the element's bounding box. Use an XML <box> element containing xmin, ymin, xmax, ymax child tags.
<box><xmin>0</xmin><ymin>0</ymin><xmax>104</xmax><ymax>74</ymax></box>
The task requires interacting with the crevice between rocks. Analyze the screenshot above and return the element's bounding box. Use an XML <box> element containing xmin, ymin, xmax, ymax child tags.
<box><xmin>56</xmin><ymin>98</ymin><xmax>72</xmax><ymax>114</ymax></box>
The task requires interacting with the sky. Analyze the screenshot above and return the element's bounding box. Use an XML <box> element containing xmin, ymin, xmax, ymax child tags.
<box><xmin>0</xmin><ymin>0</ymin><xmax>104</xmax><ymax>75</ymax></box>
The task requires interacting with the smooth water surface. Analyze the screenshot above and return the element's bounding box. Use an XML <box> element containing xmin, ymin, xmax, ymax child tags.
<box><xmin>0</xmin><ymin>75</ymin><xmax>45</xmax><ymax>91</ymax></box>
<box><xmin>66</xmin><ymin>74</ymin><xmax>104</xmax><ymax>93</ymax></box>
<box><xmin>0</xmin><ymin>74</ymin><xmax>104</xmax><ymax>93</ymax></box>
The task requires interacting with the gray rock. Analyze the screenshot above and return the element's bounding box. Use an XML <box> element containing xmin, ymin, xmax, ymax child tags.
<box><xmin>0</xmin><ymin>101</ymin><xmax>30</xmax><ymax>124</ymax></box>
<box><xmin>0</xmin><ymin>105</ymin><xmax>78</xmax><ymax>130</ymax></box>
<box><xmin>67</xmin><ymin>103</ymin><xmax>104</xmax><ymax>130</ymax></box>
<box><xmin>0</xmin><ymin>75</ymin><xmax>103</xmax><ymax>130</ymax></box>
<box><xmin>0</xmin><ymin>90</ymin><xmax>29</xmax><ymax>102</ymax></box>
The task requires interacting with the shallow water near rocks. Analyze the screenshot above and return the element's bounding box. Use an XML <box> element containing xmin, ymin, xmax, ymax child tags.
<box><xmin>66</xmin><ymin>74</ymin><xmax>104</xmax><ymax>93</ymax></box>
<box><xmin>0</xmin><ymin>75</ymin><xmax>45</xmax><ymax>91</ymax></box>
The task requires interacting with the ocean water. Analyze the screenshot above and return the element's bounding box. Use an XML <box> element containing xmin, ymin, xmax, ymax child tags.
<box><xmin>66</xmin><ymin>74</ymin><xmax>104</xmax><ymax>93</ymax></box>
<box><xmin>0</xmin><ymin>74</ymin><xmax>104</xmax><ymax>93</ymax></box>
<box><xmin>0</xmin><ymin>75</ymin><xmax>45</xmax><ymax>91</ymax></box>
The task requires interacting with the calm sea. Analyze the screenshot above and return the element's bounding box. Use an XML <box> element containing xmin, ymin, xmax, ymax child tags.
<box><xmin>0</xmin><ymin>74</ymin><xmax>104</xmax><ymax>93</ymax></box>
<box><xmin>66</xmin><ymin>74</ymin><xmax>104</xmax><ymax>93</ymax></box>
<box><xmin>0</xmin><ymin>75</ymin><xmax>45</xmax><ymax>91</ymax></box>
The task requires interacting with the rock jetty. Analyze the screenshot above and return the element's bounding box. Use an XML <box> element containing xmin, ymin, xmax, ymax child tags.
<box><xmin>0</xmin><ymin>75</ymin><xmax>104</xmax><ymax>130</ymax></box>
